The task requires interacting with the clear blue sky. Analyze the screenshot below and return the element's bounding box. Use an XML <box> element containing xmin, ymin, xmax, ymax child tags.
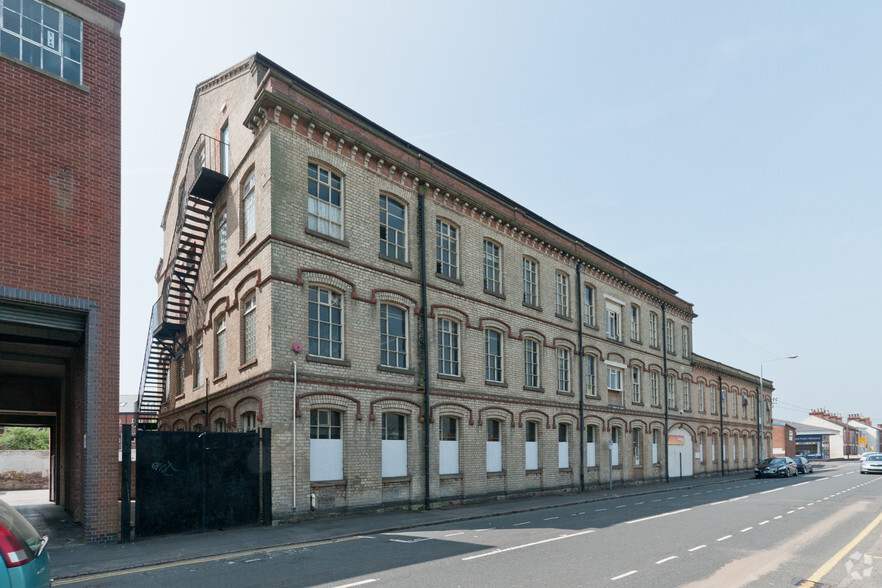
<box><xmin>120</xmin><ymin>1</ymin><xmax>882</xmax><ymax>425</ymax></box>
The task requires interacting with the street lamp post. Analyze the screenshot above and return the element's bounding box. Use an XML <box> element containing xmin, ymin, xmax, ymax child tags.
<box><xmin>759</xmin><ymin>355</ymin><xmax>797</xmax><ymax>462</ymax></box>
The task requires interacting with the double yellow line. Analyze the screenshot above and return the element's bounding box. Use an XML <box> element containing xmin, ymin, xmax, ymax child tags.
<box><xmin>52</xmin><ymin>536</ymin><xmax>366</xmax><ymax>586</ymax></box>
<box><xmin>800</xmin><ymin>511</ymin><xmax>882</xmax><ymax>586</ymax></box>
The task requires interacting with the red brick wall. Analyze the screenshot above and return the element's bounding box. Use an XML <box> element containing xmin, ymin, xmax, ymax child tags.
<box><xmin>0</xmin><ymin>0</ymin><xmax>123</xmax><ymax>542</ymax></box>
<box><xmin>772</xmin><ymin>425</ymin><xmax>796</xmax><ymax>457</ymax></box>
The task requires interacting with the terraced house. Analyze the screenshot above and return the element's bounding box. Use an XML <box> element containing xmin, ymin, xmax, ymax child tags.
<box><xmin>138</xmin><ymin>53</ymin><xmax>773</xmax><ymax>520</ymax></box>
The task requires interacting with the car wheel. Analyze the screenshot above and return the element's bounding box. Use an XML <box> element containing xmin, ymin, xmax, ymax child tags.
<box><xmin>785</xmin><ymin>469</ymin><xmax>791</xmax><ymax>478</ymax></box>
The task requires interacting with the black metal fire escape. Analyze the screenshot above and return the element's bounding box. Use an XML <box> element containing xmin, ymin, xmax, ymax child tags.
<box><xmin>137</xmin><ymin>134</ymin><xmax>228</xmax><ymax>430</ymax></box>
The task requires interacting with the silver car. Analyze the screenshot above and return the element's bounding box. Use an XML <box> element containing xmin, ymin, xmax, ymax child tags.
<box><xmin>860</xmin><ymin>454</ymin><xmax>882</xmax><ymax>474</ymax></box>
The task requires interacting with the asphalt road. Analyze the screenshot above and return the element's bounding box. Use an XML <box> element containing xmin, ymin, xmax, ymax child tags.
<box><xmin>58</xmin><ymin>463</ymin><xmax>882</xmax><ymax>587</ymax></box>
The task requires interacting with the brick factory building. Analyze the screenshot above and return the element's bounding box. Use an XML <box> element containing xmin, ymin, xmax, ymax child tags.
<box><xmin>0</xmin><ymin>0</ymin><xmax>124</xmax><ymax>542</ymax></box>
<box><xmin>140</xmin><ymin>54</ymin><xmax>772</xmax><ymax>521</ymax></box>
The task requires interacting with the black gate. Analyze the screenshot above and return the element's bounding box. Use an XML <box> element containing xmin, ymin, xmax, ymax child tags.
<box><xmin>133</xmin><ymin>430</ymin><xmax>269</xmax><ymax>538</ymax></box>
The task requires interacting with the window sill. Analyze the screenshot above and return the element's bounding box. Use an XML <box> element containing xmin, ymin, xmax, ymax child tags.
<box><xmin>377</xmin><ymin>365</ymin><xmax>415</xmax><ymax>376</ymax></box>
<box><xmin>524</xmin><ymin>385</ymin><xmax>544</xmax><ymax>394</ymax></box>
<box><xmin>435</xmin><ymin>273</ymin><xmax>463</xmax><ymax>286</ymax></box>
<box><xmin>175</xmin><ymin>394</ymin><xmax>185</xmax><ymax>401</ymax></box>
<box><xmin>305</xmin><ymin>227</ymin><xmax>350</xmax><ymax>248</ymax></box>
<box><xmin>382</xmin><ymin>475</ymin><xmax>412</xmax><ymax>484</ymax></box>
<box><xmin>631</xmin><ymin>401</ymin><xmax>644</xmax><ymax>407</ymax></box>
<box><xmin>522</xmin><ymin>301</ymin><xmax>542</xmax><ymax>312</ymax></box>
<box><xmin>213</xmin><ymin>263</ymin><xmax>228</xmax><ymax>279</ymax></box>
<box><xmin>485</xmin><ymin>380</ymin><xmax>508</xmax><ymax>388</ymax></box>
<box><xmin>0</xmin><ymin>54</ymin><xmax>89</xmax><ymax>92</ymax></box>
<box><xmin>630</xmin><ymin>337</ymin><xmax>642</xmax><ymax>345</ymax></box>
<box><xmin>484</xmin><ymin>288</ymin><xmax>505</xmax><ymax>300</ymax></box>
<box><xmin>606</xmin><ymin>336</ymin><xmax>623</xmax><ymax>343</ymax></box>
<box><xmin>306</xmin><ymin>355</ymin><xmax>351</xmax><ymax>368</ymax></box>
<box><xmin>213</xmin><ymin>374</ymin><xmax>228</xmax><ymax>384</ymax></box>
<box><xmin>559</xmin><ymin>467</ymin><xmax>573</xmax><ymax>473</ymax></box>
<box><xmin>311</xmin><ymin>479</ymin><xmax>346</xmax><ymax>489</ymax></box>
<box><xmin>526</xmin><ymin>468</ymin><xmax>542</xmax><ymax>475</ymax></box>
<box><xmin>239</xmin><ymin>359</ymin><xmax>258</xmax><ymax>372</ymax></box>
<box><xmin>555</xmin><ymin>312</ymin><xmax>572</xmax><ymax>322</ymax></box>
<box><xmin>238</xmin><ymin>233</ymin><xmax>256</xmax><ymax>255</ymax></box>
<box><xmin>556</xmin><ymin>390</ymin><xmax>574</xmax><ymax>397</ymax></box>
<box><xmin>379</xmin><ymin>253</ymin><xmax>412</xmax><ymax>269</ymax></box>
<box><xmin>487</xmin><ymin>471</ymin><xmax>505</xmax><ymax>478</ymax></box>
<box><xmin>585</xmin><ymin>393</ymin><xmax>600</xmax><ymax>400</ymax></box>
<box><xmin>439</xmin><ymin>473</ymin><xmax>462</xmax><ymax>481</ymax></box>
<box><xmin>437</xmin><ymin>373</ymin><xmax>465</xmax><ymax>382</ymax></box>
<box><xmin>584</xmin><ymin>321</ymin><xmax>598</xmax><ymax>331</ymax></box>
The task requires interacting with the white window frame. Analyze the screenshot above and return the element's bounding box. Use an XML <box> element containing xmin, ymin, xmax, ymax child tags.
<box><xmin>649</xmin><ymin>312</ymin><xmax>659</xmax><ymax>348</ymax></box>
<box><xmin>380</xmin><ymin>303</ymin><xmax>407</xmax><ymax>368</ymax></box>
<box><xmin>585</xmin><ymin>355</ymin><xmax>597</xmax><ymax>396</ymax></box>
<box><xmin>683</xmin><ymin>380</ymin><xmax>691</xmax><ymax>411</ymax></box>
<box><xmin>632</xmin><ymin>428</ymin><xmax>641</xmax><ymax>466</ymax></box>
<box><xmin>243</xmin><ymin>294</ymin><xmax>257</xmax><ymax>363</ymax></box>
<box><xmin>666</xmin><ymin>319</ymin><xmax>675</xmax><ymax>353</ymax></box>
<box><xmin>681</xmin><ymin>326</ymin><xmax>690</xmax><ymax>357</ymax></box>
<box><xmin>524</xmin><ymin>338</ymin><xmax>540</xmax><ymax>388</ymax></box>
<box><xmin>214</xmin><ymin>316</ymin><xmax>226</xmax><ymax>377</ymax></box>
<box><xmin>523</xmin><ymin>257</ymin><xmax>538</xmax><ymax>306</ymax></box>
<box><xmin>379</xmin><ymin>194</ymin><xmax>407</xmax><ymax>262</ymax></box>
<box><xmin>484</xmin><ymin>328</ymin><xmax>504</xmax><ymax>383</ymax></box>
<box><xmin>215</xmin><ymin>209</ymin><xmax>227</xmax><ymax>271</ymax></box>
<box><xmin>710</xmin><ymin>385</ymin><xmax>717</xmax><ymax>414</ymax></box>
<box><xmin>242</xmin><ymin>171</ymin><xmax>256</xmax><ymax>242</ymax></box>
<box><xmin>555</xmin><ymin>272</ymin><xmax>569</xmax><ymax>316</ymax></box>
<box><xmin>606</xmin><ymin>303</ymin><xmax>622</xmax><ymax>341</ymax></box>
<box><xmin>607</xmin><ymin>366</ymin><xmax>623</xmax><ymax>392</ymax></box>
<box><xmin>308</xmin><ymin>286</ymin><xmax>343</xmax><ymax>359</ymax></box>
<box><xmin>435</xmin><ymin>220</ymin><xmax>458</xmax><ymax>279</ymax></box>
<box><xmin>631</xmin><ymin>367</ymin><xmax>641</xmax><ymax>403</ymax></box>
<box><xmin>630</xmin><ymin>305</ymin><xmax>640</xmax><ymax>341</ymax></box>
<box><xmin>557</xmin><ymin>347</ymin><xmax>571</xmax><ymax>393</ymax></box>
<box><xmin>0</xmin><ymin>0</ymin><xmax>83</xmax><ymax>84</ymax></box>
<box><xmin>220</xmin><ymin>122</ymin><xmax>230</xmax><ymax>176</ymax></box>
<box><xmin>667</xmin><ymin>375</ymin><xmax>676</xmax><ymax>409</ymax></box>
<box><xmin>584</xmin><ymin>284</ymin><xmax>595</xmax><ymax>326</ymax></box>
<box><xmin>698</xmin><ymin>381</ymin><xmax>705</xmax><ymax>412</ymax></box>
<box><xmin>650</xmin><ymin>372</ymin><xmax>660</xmax><ymax>406</ymax></box>
<box><xmin>483</xmin><ymin>239</ymin><xmax>502</xmax><ymax>294</ymax></box>
<box><xmin>437</xmin><ymin>317</ymin><xmax>460</xmax><ymax>376</ymax></box>
<box><xmin>307</xmin><ymin>162</ymin><xmax>343</xmax><ymax>239</ymax></box>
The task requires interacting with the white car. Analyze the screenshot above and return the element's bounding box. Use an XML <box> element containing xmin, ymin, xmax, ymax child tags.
<box><xmin>860</xmin><ymin>451</ymin><xmax>878</xmax><ymax>462</ymax></box>
<box><xmin>861</xmin><ymin>454</ymin><xmax>882</xmax><ymax>474</ymax></box>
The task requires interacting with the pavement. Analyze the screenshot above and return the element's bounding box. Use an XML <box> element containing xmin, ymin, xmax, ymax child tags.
<box><xmin>4</xmin><ymin>468</ymin><xmax>808</xmax><ymax>582</ymax></box>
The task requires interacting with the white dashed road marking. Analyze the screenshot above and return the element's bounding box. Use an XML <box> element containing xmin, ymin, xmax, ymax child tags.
<box><xmin>611</xmin><ymin>571</ymin><xmax>638</xmax><ymax>581</ymax></box>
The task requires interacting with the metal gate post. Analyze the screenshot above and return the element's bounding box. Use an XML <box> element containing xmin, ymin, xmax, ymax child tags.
<box><xmin>261</xmin><ymin>428</ymin><xmax>272</xmax><ymax>525</ymax></box>
<box><xmin>120</xmin><ymin>424</ymin><xmax>131</xmax><ymax>543</ymax></box>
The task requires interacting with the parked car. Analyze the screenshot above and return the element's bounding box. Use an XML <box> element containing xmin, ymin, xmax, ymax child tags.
<box><xmin>860</xmin><ymin>451</ymin><xmax>878</xmax><ymax>462</ymax></box>
<box><xmin>754</xmin><ymin>456</ymin><xmax>798</xmax><ymax>478</ymax></box>
<box><xmin>0</xmin><ymin>497</ymin><xmax>50</xmax><ymax>588</ymax></box>
<box><xmin>793</xmin><ymin>456</ymin><xmax>813</xmax><ymax>474</ymax></box>
<box><xmin>860</xmin><ymin>454</ymin><xmax>882</xmax><ymax>474</ymax></box>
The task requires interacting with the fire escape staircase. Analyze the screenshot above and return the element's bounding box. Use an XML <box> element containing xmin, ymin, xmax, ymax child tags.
<box><xmin>137</xmin><ymin>135</ymin><xmax>228</xmax><ymax>430</ymax></box>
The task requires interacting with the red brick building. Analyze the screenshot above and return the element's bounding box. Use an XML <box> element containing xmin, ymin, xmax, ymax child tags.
<box><xmin>0</xmin><ymin>0</ymin><xmax>124</xmax><ymax>542</ymax></box>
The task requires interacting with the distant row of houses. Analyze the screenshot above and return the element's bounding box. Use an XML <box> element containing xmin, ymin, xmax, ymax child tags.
<box><xmin>772</xmin><ymin>410</ymin><xmax>879</xmax><ymax>460</ymax></box>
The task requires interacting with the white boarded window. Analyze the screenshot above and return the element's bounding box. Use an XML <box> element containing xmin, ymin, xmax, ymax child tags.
<box><xmin>558</xmin><ymin>423</ymin><xmax>569</xmax><ymax>469</ymax></box>
<box><xmin>381</xmin><ymin>413</ymin><xmax>407</xmax><ymax>478</ymax></box>
<box><xmin>610</xmin><ymin>426</ymin><xmax>620</xmax><ymax>466</ymax></box>
<box><xmin>525</xmin><ymin>421</ymin><xmax>539</xmax><ymax>470</ymax></box>
<box><xmin>486</xmin><ymin>419</ymin><xmax>502</xmax><ymax>473</ymax></box>
<box><xmin>439</xmin><ymin>416</ymin><xmax>459</xmax><ymax>474</ymax></box>
<box><xmin>310</xmin><ymin>409</ymin><xmax>342</xmax><ymax>481</ymax></box>
<box><xmin>586</xmin><ymin>425</ymin><xmax>597</xmax><ymax>468</ymax></box>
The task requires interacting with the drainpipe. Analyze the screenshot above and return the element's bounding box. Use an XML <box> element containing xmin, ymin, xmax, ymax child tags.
<box><xmin>661</xmin><ymin>303</ymin><xmax>669</xmax><ymax>484</ymax></box>
<box><xmin>575</xmin><ymin>260</ymin><xmax>585</xmax><ymax>492</ymax></box>
<box><xmin>719</xmin><ymin>373</ymin><xmax>724</xmax><ymax>477</ymax></box>
<box><xmin>417</xmin><ymin>182</ymin><xmax>431</xmax><ymax>511</ymax></box>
